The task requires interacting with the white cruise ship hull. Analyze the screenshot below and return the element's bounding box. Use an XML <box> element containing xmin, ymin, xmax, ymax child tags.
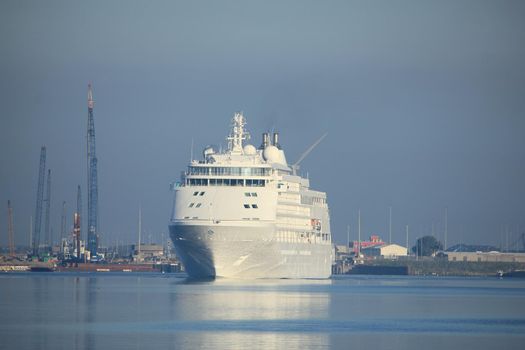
<box><xmin>169</xmin><ymin>222</ymin><xmax>332</xmax><ymax>279</ymax></box>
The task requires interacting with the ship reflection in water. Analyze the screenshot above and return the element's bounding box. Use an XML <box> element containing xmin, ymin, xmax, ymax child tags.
<box><xmin>1</xmin><ymin>274</ymin><xmax>525</xmax><ymax>350</ymax></box>
<box><xmin>168</xmin><ymin>278</ymin><xmax>331</xmax><ymax>349</ymax></box>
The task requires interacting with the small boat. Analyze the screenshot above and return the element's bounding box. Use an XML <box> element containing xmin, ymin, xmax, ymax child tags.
<box><xmin>502</xmin><ymin>270</ymin><xmax>525</xmax><ymax>278</ymax></box>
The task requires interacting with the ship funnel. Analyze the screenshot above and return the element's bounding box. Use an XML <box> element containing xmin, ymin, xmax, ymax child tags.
<box><xmin>261</xmin><ymin>132</ymin><xmax>270</xmax><ymax>149</ymax></box>
<box><xmin>272</xmin><ymin>132</ymin><xmax>280</xmax><ymax>149</ymax></box>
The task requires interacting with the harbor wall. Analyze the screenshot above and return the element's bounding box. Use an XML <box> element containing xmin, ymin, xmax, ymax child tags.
<box><xmin>341</xmin><ymin>258</ymin><xmax>525</xmax><ymax>276</ymax></box>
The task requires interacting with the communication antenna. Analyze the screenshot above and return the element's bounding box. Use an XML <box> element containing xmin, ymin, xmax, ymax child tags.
<box><xmin>347</xmin><ymin>225</ymin><xmax>350</xmax><ymax>248</ymax></box>
<box><xmin>406</xmin><ymin>224</ymin><xmax>409</xmax><ymax>256</ymax></box>
<box><xmin>292</xmin><ymin>133</ymin><xmax>328</xmax><ymax>175</ymax></box>
<box><xmin>7</xmin><ymin>200</ymin><xmax>15</xmax><ymax>256</ymax></box>
<box><xmin>60</xmin><ymin>201</ymin><xmax>66</xmax><ymax>243</ymax></box>
<box><xmin>444</xmin><ymin>207</ymin><xmax>448</xmax><ymax>250</ymax></box>
<box><xmin>190</xmin><ymin>138</ymin><xmax>194</xmax><ymax>162</ymax></box>
<box><xmin>389</xmin><ymin>206</ymin><xmax>392</xmax><ymax>244</ymax></box>
<box><xmin>227</xmin><ymin>112</ymin><xmax>249</xmax><ymax>154</ymax></box>
<box><xmin>358</xmin><ymin>209</ymin><xmax>361</xmax><ymax>257</ymax></box>
<box><xmin>138</xmin><ymin>205</ymin><xmax>142</xmax><ymax>261</ymax></box>
<box><xmin>29</xmin><ymin>216</ymin><xmax>32</xmax><ymax>251</ymax></box>
<box><xmin>44</xmin><ymin>169</ymin><xmax>51</xmax><ymax>247</ymax></box>
<box><xmin>506</xmin><ymin>225</ymin><xmax>509</xmax><ymax>253</ymax></box>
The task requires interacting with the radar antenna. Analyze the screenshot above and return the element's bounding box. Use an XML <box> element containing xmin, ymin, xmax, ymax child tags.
<box><xmin>292</xmin><ymin>132</ymin><xmax>328</xmax><ymax>175</ymax></box>
<box><xmin>227</xmin><ymin>112</ymin><xmax>250</xmax><ymax>154</ymax></box>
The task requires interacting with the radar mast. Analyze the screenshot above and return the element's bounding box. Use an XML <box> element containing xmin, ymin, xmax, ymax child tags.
<box><xmin>227</xmin><ymin>112</ymin><xmax>250</xmax><ymax>154</ymax></box>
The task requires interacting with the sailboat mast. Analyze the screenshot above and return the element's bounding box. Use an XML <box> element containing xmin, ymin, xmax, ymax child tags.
<box><xmin>358</xmin><ymin>209</ymin><xmax>361</xmax><ymax>257</ymax></box>
<box><xmin>389</xmin><ymin>206</ymin><xmax>392</xmax><ymax>244</ymax></box>
<box><xmin>138</xmin><ymin>206</ymin><xmax>142</xmax><ymax>260</ymax></box>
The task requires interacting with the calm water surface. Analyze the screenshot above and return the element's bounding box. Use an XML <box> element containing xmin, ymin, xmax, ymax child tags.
<box><xmin>1</xmin><ymin>273</ymin><xmax>524</xmax><ymax>349</ymax></box>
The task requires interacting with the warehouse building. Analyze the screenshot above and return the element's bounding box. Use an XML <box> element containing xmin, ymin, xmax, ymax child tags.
<box><xmin>361</xmin><ymin>244</ymin><xmax>408</xmax><ymax>258</ymax></box>
<box><xmin>447</xmin><ymin>251</ymin><xmax>525</xmax><ymax>263</ymax></box>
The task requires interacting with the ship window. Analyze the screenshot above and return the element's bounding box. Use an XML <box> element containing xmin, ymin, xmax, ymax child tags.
<box><xmin>205</xmin><ymin>167</ymin><xmax>271</xmax><ymax>176</ymax></box>
<box><xmin>244</xmin><ymin>192</ymin><xmax>251</xmax><ymax>197</ymax></box>
<box><xmin>252</xmin><ymin>204</ymin><xmax>258</xmax><ymax>209</ymax></box>
<box><xmin>244</xmin><ymin>204</ymin><xmax>250</xmax><ymax>209</ymax></box>
<box><xmin>230</xmin><ymin>179</ymin><xmax>243</xmax><ymax>186</ymax></box>
<box><xmin>208</xmin><ymin>179</ymin><xmax>264</xmax><ymax>186</ymax></box>
<box><xmin>199</xmin><ymin>192</ymin><xmax>205</xmax><ymax>196</ymax></box>
<box><xmin>251</xmin><ymin>192</ymin><xmax>257</xmax><ymax>197</ymax></box>
<box><xmin>193</xmin><ymin>191</ymin><xmax>199</xmax><ymax>196</ymax></box>
<box><xmin>188</xmin><ymin>203</ymin><xmax>195</xmax><ymax>208</ymax></box>
<box><xmin>246</xmin><ymin>179</ymin><xmax>264</xmax><ymax>187</ymax></box>
<box><xmin>196</xmin><ymin>203</ymin><xmax>202</xmax><ymax>208</ymax></box>
<box><xmin>190</xmin><ymin>179</ymin><xmax>204</xmax><ymax>186</ymax></box>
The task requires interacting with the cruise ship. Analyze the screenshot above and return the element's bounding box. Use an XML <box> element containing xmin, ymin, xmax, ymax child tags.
<box><xmin>168</xmin><ymin>112</ymin><xmax>332</xmax><ymax>278</ymax></box>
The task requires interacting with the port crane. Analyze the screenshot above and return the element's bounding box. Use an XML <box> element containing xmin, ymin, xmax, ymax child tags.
<box><xmin>32</xmin><ymin>146</ymin><xmax>46</xmax><ymax>257</ymax></box>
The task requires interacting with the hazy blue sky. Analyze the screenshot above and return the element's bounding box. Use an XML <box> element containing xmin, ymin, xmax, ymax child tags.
<box><xmin>1</xmin><ymin>0</ymin><xmax>524</xmax><ymax>249</ymax></box>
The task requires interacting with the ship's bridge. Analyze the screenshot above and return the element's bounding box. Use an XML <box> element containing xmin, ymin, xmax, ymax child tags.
<box><xmin>187</xmin><ymin>166</ymin><xmax>272</xmax><ymax>177</ymax></box>
<box><xmin>183</xmin><ymin>164</ymin><xmax>273</xmax><ymax>187</ymax></box>
<box><xmin>178</xmin><ymin>111</ymin><xmax>298</xmax><ymax>187</ymax></box>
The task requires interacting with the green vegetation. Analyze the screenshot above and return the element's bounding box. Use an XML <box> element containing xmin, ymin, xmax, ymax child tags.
<box><xmin>412</xmin><ymin>236</ymin><xmax>443</xmax><ymax>257</ymax></box>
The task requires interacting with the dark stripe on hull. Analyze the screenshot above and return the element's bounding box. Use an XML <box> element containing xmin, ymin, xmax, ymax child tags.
<box><xmin>169</xmin><ymin>224</ymin><xmax>215</xmax><ymax>278</ymax></box>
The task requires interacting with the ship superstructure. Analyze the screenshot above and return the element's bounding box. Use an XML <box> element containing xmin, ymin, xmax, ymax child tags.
<box><xmin>169</xmin><ymin>112</ymin><xmax>332</xmax><ymax>278</ymax></box>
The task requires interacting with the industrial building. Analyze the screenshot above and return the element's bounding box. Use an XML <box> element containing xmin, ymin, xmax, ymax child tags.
<box><xmin>447</xmin><ymin>251</ymin><xmax>525</xmax><ymax>263</ymax></box>
<box><xmin>361</xmin><ymin>244</ymin><xmax>408</xmax><ymax>258</ymax></box>
<box><xmin>349</xmin><ymin>235</ymin><xmax>385</xmax><ymax>254</ymax></box>
<box><xmin>132</xmin><ymin>244</ymin><xmax>164</xmax><ymax>262</ymax></box>
<box><xmin>348</xmin><ymin>234</ymin><xmax>408</xmax><ymax>259</ymax></box>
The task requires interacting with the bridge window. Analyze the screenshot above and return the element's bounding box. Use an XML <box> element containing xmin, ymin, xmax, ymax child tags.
<box><xmin>244</xmin><ymin>204</ymin><xmax>250</xmax><ymax>209</ymax></box>
<box><xmin>201</xmin><ymin>179</ymin><xmax>266</xmax><ymax>187</ymax></box>
<box><xmin>189</xmin><ymin>166</ymin><xmax>271</xmax><ymax>176</ymax></box>
<box><xmin>246</xmin><ymin>179</ymin><xmax>265</xmax><ymax>187</ymax></box>
<box><xmin>188</xmin><ymin>179</ymin><xmax>208</xmax><ymax>186</ymax></box>
<box><xmin>251</xmin><ymin>204</ymin><xmax>258</xmax><ymax>209</ymax></box>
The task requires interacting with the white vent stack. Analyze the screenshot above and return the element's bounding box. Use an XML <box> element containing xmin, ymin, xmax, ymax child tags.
<box><xmin>273</xmin><ymin>132</ymin><xmax>280</xmax><ymax>149</ymax></box>
<box><xmin>261</xmin><ymin>132</ymin><xmax>270</xmax><ymax>149</ymax></box>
